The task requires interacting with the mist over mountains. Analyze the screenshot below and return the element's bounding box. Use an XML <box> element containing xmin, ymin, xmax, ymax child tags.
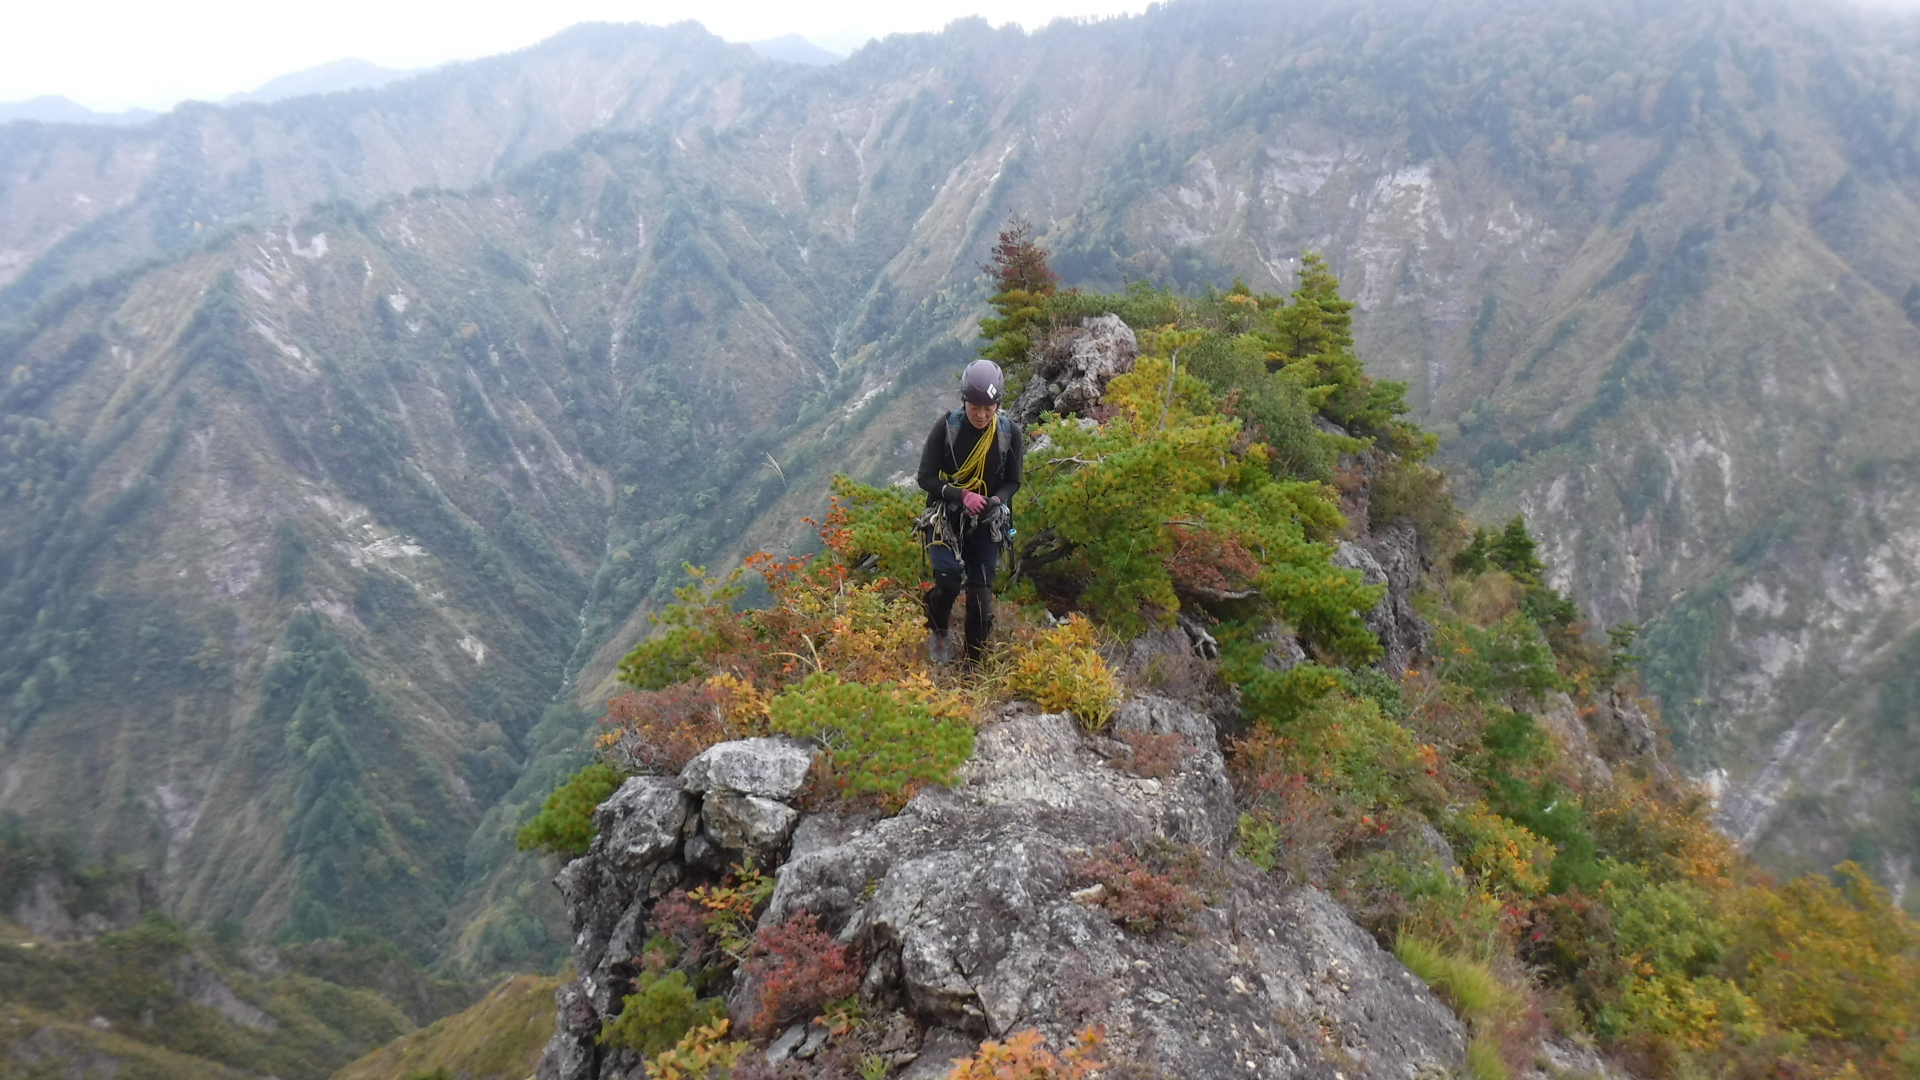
<box><xmin>4</xmin><ymin>0</ymin><xmax>1920</xmax><ymax>981</ymax></box>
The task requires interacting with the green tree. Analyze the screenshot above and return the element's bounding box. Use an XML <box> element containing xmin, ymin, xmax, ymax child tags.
<box><xmin>768</xmin><ymin>674</ymin><xmax>973</xmax><ymax>808</ymax></box>
<box><xmin>978</xmin><ymin>216</ymin><xmax>1058</xmax><ymax>369</ymax></box>
<box><xmin>1244</xmin><ymin>253</ymin><xmax>1416</xmax><ymax>433</ymax></box>
<box><xmin>599</xmin><ymin>970</ymin><xmax>725</xmax><ymax>1056</ymax></box>
<box><xmin>1015</xmin><ymin>342</ymin><xmax>1377</xmax><ymax>655</ymax></box>
<box><xmin>1490</xmin><ymin>516</ymin><xmax>1546</xmax><ymax>580</ymax></box>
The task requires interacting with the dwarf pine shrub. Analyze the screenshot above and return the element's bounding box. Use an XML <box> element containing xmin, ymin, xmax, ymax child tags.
<box><xmin>768</xmin><ymin>673</ymin><xmax>974</xmax><ymax>809</ymax></box>
<box><xmin>516</xmin><ymin>762</ymin><xmax>623</xmax><ymax>857</ymax></box>
<box><xmin>598</xmin><ymin>969</ymin><xmax>726</xmax><ymax>1057</ymax></box>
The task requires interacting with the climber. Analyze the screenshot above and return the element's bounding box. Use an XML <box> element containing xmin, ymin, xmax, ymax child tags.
<box><xmin>916</xmin><ymin>358</ymin><xmax>1024</xmax><ymax>665</ymax></box>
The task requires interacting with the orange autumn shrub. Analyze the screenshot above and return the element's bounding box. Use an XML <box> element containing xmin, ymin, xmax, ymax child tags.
<box><xmin>944</xmin><ymin>1027</ymin><xmax>1106</xmax><ymax>1080</ymax></box>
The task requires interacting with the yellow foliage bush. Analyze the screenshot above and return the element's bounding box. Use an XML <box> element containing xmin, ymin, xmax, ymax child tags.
<box><xmin>1732</xmin><ymin>863</ymin><xmax>1920</xmax><ymax>1052</ymax></box>
<box><xmin>644</xmin><ymin>1017</ymin><xmax>748</xmax><ymax>1080</ymax></box>
<box><xmin>943</xmin><ymin>1027</ymin><xmax>1106</xmax><ymax>1080</ymax></box>
<box><xmin>1452</xmin><ymin>804</ymin><xmax>1553</xmax><ymax>897</ymax></box>
<box><xmin>1007</xmin><ymin>614</ymin><xmax>1122</xmax><ymax>729</ymax></box>
<box><xmin>1608</xmin><ymin>971</ymin><xmax>1754</xmax><ymax>1052</ymax></box>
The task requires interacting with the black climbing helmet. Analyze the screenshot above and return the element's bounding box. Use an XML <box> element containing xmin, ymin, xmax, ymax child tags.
<box><xmin>961</xmin><ymin>360</ymin><xmax>1005</xmax><ymax>407</ymax></box>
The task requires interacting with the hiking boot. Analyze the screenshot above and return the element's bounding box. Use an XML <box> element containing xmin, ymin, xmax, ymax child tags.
<box><xmin>929</xmin><ymin>630</ymin><xmax>952</xmax><ymax>665</ymax></box>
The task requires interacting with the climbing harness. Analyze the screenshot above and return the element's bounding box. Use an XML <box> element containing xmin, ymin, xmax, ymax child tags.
<box><xmin>915</xmin><ymin>410</ymin><xmax>1019</xmax><ymax>559</ymax></box>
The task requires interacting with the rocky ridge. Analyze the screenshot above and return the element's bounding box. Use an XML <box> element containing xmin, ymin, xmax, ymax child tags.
<box><xmin>538</xmin><ymin>697</ymin><xmax>1466</xmax><ymax>1080</ymax></box>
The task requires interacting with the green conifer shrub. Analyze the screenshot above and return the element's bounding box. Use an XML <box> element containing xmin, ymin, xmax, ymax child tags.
<box><xmin>614</xmin><ymin>567</ymin><xmax>748</xmax><ymax>691</ymax></box>
<box><xmin>598</xmin><ymin>969</ymin><xmax>726</xmax><ymax>1057</ymax></box>
<box><xmin>977</xmin><ymin>216</ymin><xmax>1058</xmax><ymax>372</ymax></box>
<box><xmin>516</xmin><ymin>762</ymin><xmax>623</xmax><ymax>857</ymax></box>
<box><xmin>767</xmin><ymin>674</ymin><xmax>974</xmax><ymax>809</ymax></box>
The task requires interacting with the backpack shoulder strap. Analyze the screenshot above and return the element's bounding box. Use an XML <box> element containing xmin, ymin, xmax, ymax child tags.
<box><xmin>944</xmin><ymin>409</ymin><xmax>963</xmax><ymax>457</ymax></box>
<box><xmin>997</xmin><ymin>416</ymin><xmax>1016</xmax><ymax>460</ymax></box>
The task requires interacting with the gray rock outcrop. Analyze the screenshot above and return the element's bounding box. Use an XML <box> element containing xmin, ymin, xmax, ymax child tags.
<box><xmin>538</xmin><ymin>696</ymin><xmax>1465</xmax><ymax>1080</ymax></box>
<box><xmin>681</xmin><ymin>738</ymin><xmax>816</xmax><ymax>801</ymax></box>
<box><xmin>9</xmin><ymin>866</ymin><xmax>146</xmax><ymax>943</ymax></box>
<box><xmin>1334</xmin><ymin>522</ymin><xmax>1432</xmax><ymax>678</ymax></box>
<box><xmin>1011</xmin><ymin>314</ymin><xmax>1139</xmax><ymax>423</ymax></box>
<box><xmin>1590</xmin><ymin>689</ymin><xmax>1677</xmax><ymax>788</ymax></box>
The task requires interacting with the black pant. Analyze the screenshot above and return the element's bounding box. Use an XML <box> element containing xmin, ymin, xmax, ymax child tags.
<box><xmin>926</xmin><ymin>520</ymin><xmax>1000</xmax><ymax>660</ymax></box>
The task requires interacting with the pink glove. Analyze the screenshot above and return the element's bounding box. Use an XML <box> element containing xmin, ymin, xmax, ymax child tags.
<box><xmin>961</xmin><ymin>490</ymin><xmax>988</xmax><ymax>515</ymax></box>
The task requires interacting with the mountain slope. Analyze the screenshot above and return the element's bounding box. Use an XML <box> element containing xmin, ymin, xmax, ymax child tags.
<box><xmin>7</xmin><ymin>0</ymin><xmax>1920</xmax><ymax>976</ymax></box>
<box><xmin>0</xmin><ymin>22</ymin><xmax>763</xmax><ymax>316</ymax></box>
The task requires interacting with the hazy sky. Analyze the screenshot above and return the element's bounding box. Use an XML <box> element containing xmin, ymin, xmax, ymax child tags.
<box><xmin>3</xmin><ymin>0</ymin><xmax>1151</xmax><ymax>112</ymax></box>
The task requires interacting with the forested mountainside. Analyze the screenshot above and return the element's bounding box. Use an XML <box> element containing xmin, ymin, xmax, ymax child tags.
<box><xmin>6</xmin><ymin>0</ymin><xmax>1920</xmax><ymax>988</ymax></box>
<box><xmin>0</xmin><ymin>21</ymin><xmax>762</xmax><ymax>312</ymax></box>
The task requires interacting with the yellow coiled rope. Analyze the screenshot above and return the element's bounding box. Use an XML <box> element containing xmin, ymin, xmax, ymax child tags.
<box><xmin>942</xmin><ymin>415</ymin><xmax>997</xmax><ymax>496</ymax></box>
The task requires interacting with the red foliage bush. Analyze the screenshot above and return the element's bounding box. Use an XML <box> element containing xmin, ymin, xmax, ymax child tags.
<box><xmin>1229</xmin><ymin>768</ymin><xmax>1345</xmax><ymax>886</ymax></box>
<box><xmin>1115</xmin><ymin>730</ymin><xmax>1191</xmax><ymax>780</ymax></box>
<box><xmin>601</xmin><ymin>681</ymin><xmax>737</xmax><ymax>774</ymax></box>
<box><xmin>649</xmin><ymin>889</ymin><xmax>714</xmax><ymax>959</ymax></box>
<box><xmin>1069</xmin><ymin>841</ymin><xmax>1209</xmax><ymax>935</ymax></box>
<box><xmin>739</xmin><ymin>911</ymin><xmax>863</xmax><ymax>1037</ymax></box>
<box><xmin>1163</xmin><ymin>524</ymin><xmax>1261</xmax><ymax>599</ymax></box>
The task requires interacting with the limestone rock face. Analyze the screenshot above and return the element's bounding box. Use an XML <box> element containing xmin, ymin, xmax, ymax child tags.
<box><xmin>1592</xmin><ymin>689</ymin><xmax>1676</xmax><ymax>789</ymax></box>
<box><xmin>537</xmin><ymin>695</ymin><xmax>1465</xmax><ymax>1080</ymax></box>
<box><xmin>701</xmin><ymin>791</ymin><xmax>801</xmax><ymax>853</ymax></box>
<box><xmin>1335</xmin><ymin>522</ymin><xmax>1432</xmax><ymax>678</ymax></box>
<box><xmin>1011</xmin><ymin>314</ymin><xmax>1139</xmax><ymax>423</ymax></box>
<box><xmin>9</xmin><ymin>867</ymin><xmax>145</xmax><ymax>942</ymax></box>
<box><xmin>595</xmin><ymin>778</ymin><xmax>691</xmax><ymax>874</ymax></box>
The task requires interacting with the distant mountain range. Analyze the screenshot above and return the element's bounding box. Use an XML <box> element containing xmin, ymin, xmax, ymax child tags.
<box><xmin>3</xmin><ymin>0</ymin><xmax>1920</xmax><ymax>987</ymax></box>
<box><xmin>0</xmin><ymin>96</ymin><xmax>157</xmax><ymax>126</ymax></box>
<box><xmin>747</xmin><ymin>34</ymin><xmax>845</xmax><ymax>65</ymax></box>
<box><xmin>224</xmin><ymin>57</ymin><xmax>418</xmax><ymax>104</ymax></box>
<box><xmin>0</xmin><ymin>39</ymin><xmax>844</xmax><ymax>129</ymax></box>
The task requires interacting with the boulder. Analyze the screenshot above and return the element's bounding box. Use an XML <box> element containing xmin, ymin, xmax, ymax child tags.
<box><xmin>1010</xmin><ymin>314</ymin><xmax>1138</xmax><ymax>424</ymax></box>
<box><xmin>701</xmin><ymin>791</ymin><xmax>801</xmax><ymax>853</ymax></box>
<box><xmin>1538</xmin><ymin>691</ymin><xmax>1613</xmax><ymax>784</ymax></box>
<box><xmin>680</xmin><ymin>737</ymin><xmax>816</xmax><ymax>801</ymax></box>
<box><xmin>1592</xmin><ymin>690</ymin><xmax>1676</xmax><ymax>788</ymax></box>
<box><xmin>1258</xmin><ymin>620</ymin><xmax>1309</xmax><ymax>672</ymax></box>
<box><xmin>760</xmin><ymin>703</ymin><xmax>1463</xmax><ymax>1079</ymax></box>
<box><xmin>1334</xmin><ymin>522</ymin><xmax>1432</xmax><ymax>678</ymax></box>
<box><xmin>535</xmin><ymin>981</ymin><xmax>600</xmax><ymax>1080</ymax></box>
<box><xmin>594</xmin><ymin>777</ymin><xmax>691</xmax><ymax>875</ymax></box>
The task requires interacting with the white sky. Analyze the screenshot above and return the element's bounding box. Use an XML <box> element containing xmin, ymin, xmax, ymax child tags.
<box><xmin>2</xmin><ymin>0</ymin><xmax>1152</xmax><ymax>113</ymax></box>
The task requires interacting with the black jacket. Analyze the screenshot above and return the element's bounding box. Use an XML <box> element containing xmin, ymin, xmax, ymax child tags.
<box><xmin>916</xmin><ymin>410</ymin><xmax>1023</xmax><ymax>508</ymax></box>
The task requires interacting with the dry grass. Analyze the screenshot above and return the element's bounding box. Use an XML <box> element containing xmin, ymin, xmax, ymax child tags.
<box><xmin>330</xmin><ymin>974</ymin><xmax>560</xmax><ymax>1080</ymax></box>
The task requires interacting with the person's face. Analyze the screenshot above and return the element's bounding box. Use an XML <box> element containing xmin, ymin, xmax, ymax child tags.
<box><xmin>965</xmin><ymin>401</ymin><xmax>997</xmax><ymax>429</ymax></box>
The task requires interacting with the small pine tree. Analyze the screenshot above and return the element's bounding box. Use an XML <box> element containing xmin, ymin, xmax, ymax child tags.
<box><xmin>768</xmin><ymin>674</ymin><xmax>974</xmax><ymax>809</ymax></box>
<box><xmin>598</xmin><ymin>970</ymin><xmax>726</xmax><ymax>1057</ymax></box>
<box><xmin>1251</xmin><ymin>253</ymin><xmax>1407</xmax><ymax>429</ymax></box>
<box><xmin>1490</xmin><ymin>516</ymin><xmax>1546</xmax><ymax>581</ymax></box>
<box><xmin>978</xmin><ymin>216</ymin><xmax>1058</xmax><ymax>369</ymax></box>
<box><xmin>1454</xmin><ymin>516</ymin><xmax>1547</xmax><ymax>582</ymax></box>
<box><xmin>1265</xmin><ymin>253</ymin><xmax>1355</xmax><ymax>361</ymax></box>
